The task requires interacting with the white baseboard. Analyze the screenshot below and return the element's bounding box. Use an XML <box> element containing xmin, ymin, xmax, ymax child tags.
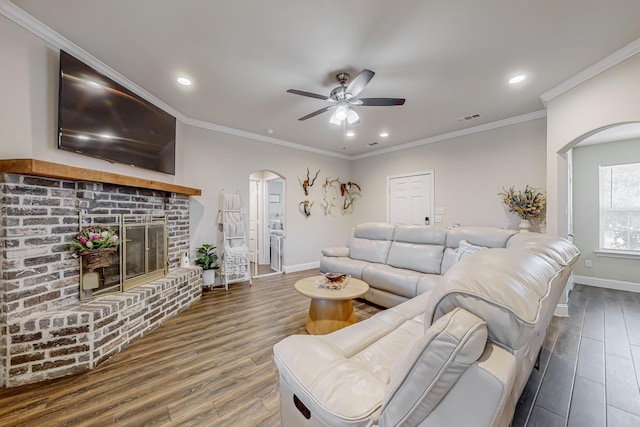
<box><xmin>283</xmin><ymin>261</ymin><xmax>319</xmax><ymax>274</ymax></box>
<box><xmin>573</xmin><ymin>275</ymin><xmax>640</xmax><ymax>293</ymax></box>
<box><xmin>554</xmin><ymin>304</ymin><xmax>569</xmax><ymax>317</ymax></box>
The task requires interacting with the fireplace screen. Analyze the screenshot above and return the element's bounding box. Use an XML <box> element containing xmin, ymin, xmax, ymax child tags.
<box><xmin>122</xmin><ymin>215</ymin><xmax>167</xmax><ymax>291</ymax></box>
<box><xmin>79</xmin><ymin>214</ymin><xmax>167</xmax><ymax>299</ymax></box>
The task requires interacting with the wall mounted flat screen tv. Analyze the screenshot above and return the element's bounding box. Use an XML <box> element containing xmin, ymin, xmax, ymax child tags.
<box><xmin>58</xmin><ymin>50</ymin><xmax>176</xmax><ymax>175</ymax></box>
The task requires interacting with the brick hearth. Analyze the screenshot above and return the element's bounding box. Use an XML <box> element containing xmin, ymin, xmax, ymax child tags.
<box><xmin>0</xmin><ymin>172</ymin><xmax>202</xmax><ymax>387</ymax></box>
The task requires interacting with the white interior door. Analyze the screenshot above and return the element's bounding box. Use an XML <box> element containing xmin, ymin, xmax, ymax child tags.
<box><xmin>388</xmin><ymin>172</ymin><xmax>434</xmax><ymax>225</ymax></box>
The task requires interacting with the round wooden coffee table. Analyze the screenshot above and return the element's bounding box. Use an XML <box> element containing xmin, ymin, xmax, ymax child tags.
<box><xmin>295</xmin><ymin>276</ymin><xmax>369</xmax><ymax>335</ymax></box>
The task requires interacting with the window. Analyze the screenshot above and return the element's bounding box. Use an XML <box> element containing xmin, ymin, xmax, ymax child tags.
<box><xmin>599</xmin><ymin>162</ymin><xmax>640</xmax><ymax>253</ymax></box>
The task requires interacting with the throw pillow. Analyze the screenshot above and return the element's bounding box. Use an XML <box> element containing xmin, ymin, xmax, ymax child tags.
<box><xmin>454</xmin><ymin>239</ymin><xmax>487</xmax><ymax>263</ymax></box>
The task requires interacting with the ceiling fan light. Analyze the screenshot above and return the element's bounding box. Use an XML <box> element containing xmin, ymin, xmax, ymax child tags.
<box><xmin>346</xmin><ymin>108</ymin><xmax>360</xmax><ymax>125</ymax></box>
<box><xmin>334</xmin><ymin>105</ymin><xmax>348</xmax><ymax>121</ymax></box>
<box><xmin>329</xmin><ymin>113</ymin><xmax>342</xmax><ymax>126</ymax></box>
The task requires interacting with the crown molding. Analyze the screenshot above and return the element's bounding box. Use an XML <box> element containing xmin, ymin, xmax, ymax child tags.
<box><xmin>540</xmin><ymin>37</ymin><xmax>640</xmax><ymax>105</ymax></box>
<box><xmin>352</xmin><ymin>110</ymin><xmax>548</xmax><ymax>160</ymax></box>
<box><xmin>182</xmin><ymin>117</ymin><xmax>351</xmax><ymax>160</ymax></box>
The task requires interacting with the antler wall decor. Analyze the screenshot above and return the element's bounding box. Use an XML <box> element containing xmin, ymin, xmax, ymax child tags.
<box><xmin>321</xmin><ymin>177</ymin><xmax>339</xmax><ymax>216</ymax></box>
<box><xmin>338</xmin><ymin>180</ymin><xmax>362</xmax><ymax>214</ymax></box>
<box><xmin>299</xmin><ymin>200</ymin><xmax>313</xmax><ymax>217</ymax></box>
<box><xmin>299</xmin><ymin>168</ymin><xmax>320</xmax><ymax>196</ymax></box>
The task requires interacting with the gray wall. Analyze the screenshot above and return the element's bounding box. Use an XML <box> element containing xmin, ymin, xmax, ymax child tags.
<box><xmin>572</xmin><ymin>138</ymin><xmax>640</xmax><ymax>285</ymax></box>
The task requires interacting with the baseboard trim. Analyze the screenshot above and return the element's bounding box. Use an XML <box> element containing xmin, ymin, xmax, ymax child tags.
<box><xmin>573</xmin><ymin>275</ymin><xmax>640</xmax><ymax>293</ymax></box>
<box><xmin>283</xmin><ymin>261</ymin><xmax>319</xmax><ymax>273</ymax></box>
<box><xmin>554</xmin><ymin>304</ymin><xmax>569</xmax><ymax>317</ymax></box>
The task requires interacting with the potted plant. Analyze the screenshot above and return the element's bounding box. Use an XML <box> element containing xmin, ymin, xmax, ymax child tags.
<box><xmin>194</xmin><ymin>243</ymin><xmax>219</xmax><ymax>286</ymax></box>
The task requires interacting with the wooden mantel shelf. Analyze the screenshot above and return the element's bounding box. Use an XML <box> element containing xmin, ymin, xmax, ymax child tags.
<box><xmin>0</xmin><ymin>159</ymin><xmax>201</xmax><ymax>196</ymax></box>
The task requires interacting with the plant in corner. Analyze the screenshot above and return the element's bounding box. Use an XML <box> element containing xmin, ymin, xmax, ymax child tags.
<box><xmin>498</xmin><ymin>185</ymin><xmax>546</xmax><ymax>232</ymax></box>
<box><xmin>194</xmin><ymin>243</ymin><xmax>219</xmax><ymax>287</ymax></box>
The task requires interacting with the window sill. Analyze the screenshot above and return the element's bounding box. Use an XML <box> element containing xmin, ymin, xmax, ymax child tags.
<box><xmin>594</xmin><ymin>250</ymin><xmax>640</xmax><ymax>260</ymax></box>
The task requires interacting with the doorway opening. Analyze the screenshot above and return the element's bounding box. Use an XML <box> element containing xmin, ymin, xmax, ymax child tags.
<box><xmin>249</xmin><ymin>171</ymin><xmax>285</xmax><ymax>278</ymax></box>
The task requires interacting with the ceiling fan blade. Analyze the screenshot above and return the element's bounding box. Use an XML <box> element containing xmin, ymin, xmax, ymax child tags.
<box><xmin>346</xmin><ymin>69</ymin><xmax>375</xmax><ymax>98</ymax></box>
<box><xmin>298</xmin><ymin>105</ymin><xmax>334</xmax><ymax>121</ymax></box>
<box><xmin>357</xmin><ymin>97</ymin><xmax>406</xmax><ymax>106</ymax></box>
<box><xmin>287</xmin><ymin>89</ymin><xmax>330</xmax><ymax>101</ymax></box>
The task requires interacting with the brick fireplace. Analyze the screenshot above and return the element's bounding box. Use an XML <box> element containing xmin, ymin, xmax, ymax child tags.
<box><xmin>0</xmin><ymin>159</ymin><xmax>203</xmax><ymax>387</ymax></box>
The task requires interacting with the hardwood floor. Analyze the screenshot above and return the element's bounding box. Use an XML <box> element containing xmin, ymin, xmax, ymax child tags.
<box><xmin>1</xmin><ymin>272</ymin><xmax>639</xmax><ymax>426</ymax></box>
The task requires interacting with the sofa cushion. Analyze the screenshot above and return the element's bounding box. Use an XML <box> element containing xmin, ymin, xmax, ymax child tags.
<box><xmin>392</xmin><ymin>224</ymin><xmax>447</xmax><ymax>245</ymax></box>
<box><xmin>350</xmin><ymin>237</ymin><xmax>393</xmax><ymax>264</ymax></box>
<box><xmin>424</xmin><ymin>242</ymin><xmax>579</xmax><ymax>352</ymax></box>
<box><xmin>320</xmin><ymin>256</ymin><xmax>369</xmax><ymax>279</ymax></box>
<box><xmin>387</xmin><ymin>242</ymin><xmax>445</xmax><ymax>274</ymax></box>
<box><xmin>273</xmin><ymin>313</ymin><xmax>425</xmax><ymax>426</ymax></box>
<box><xmin>440</xmin><ymin>247</ymin><xmax>457</xmax><ymax>274</ymax></box>
<box><xmin>416</xmin><ymin>274</ymin><xmax>440</xmax><ymax>295</ymax></box>
<box><xmin>321</xmin><ymin>246</ymin><xmax>350</xmax><ymax>257</ymax></box>
<box><xmin>354</xmin><ymin>222</ymin><xmax>396</xmax><ymax>240</ymax></box>
<box><xmin>445</xmin><ymin>226</ymin><xmax>516</xmax><ymax>249</ymax></box>
<box><xmin>362</xmin><ymin>264</ymin><xmax>422</xmax><ymax>299</ymax></box>
<box><xmin>453</xmin><ymin>239</ymin><xmax>488</xmax><ymax>263</ymax></box>
<box><xmin>507</xmin><ymin>233</ymin><xmax>581</xmax><ymax>266</ymax></box>
<box><xmin>379</xmin><ymin>308</ymin><xmax>488</xmax><ymax>426</ymax></box>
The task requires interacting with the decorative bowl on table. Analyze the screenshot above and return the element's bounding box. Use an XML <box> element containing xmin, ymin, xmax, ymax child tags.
<box><xmin>325</xmin><ymin>272</ymin><xmax>346</xmax><ymax>282</ymax></box>
<box><xmin>316</xmin><ymin>273</ymin><xmax>350</xmax><ymax>290</ymax></box>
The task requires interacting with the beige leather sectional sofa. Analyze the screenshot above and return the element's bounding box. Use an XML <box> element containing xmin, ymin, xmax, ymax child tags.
<box><xmin>320</xmin><ymin>223</ymin><xmax>518</xmax><ymax>308</ymax></box>
<box><xmin>274</xmin><ymin>223</ymin><xmax>579</xmax><ymax>427</ymax></box>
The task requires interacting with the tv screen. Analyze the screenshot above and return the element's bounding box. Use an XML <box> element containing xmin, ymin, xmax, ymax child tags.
<box><xmin>58</xmin><ymin>50</ymin><xmax>176</xmax><ymax>175</ymax></box>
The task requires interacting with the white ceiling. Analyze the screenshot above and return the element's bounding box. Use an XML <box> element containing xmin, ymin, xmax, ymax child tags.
<box><xmin>7</xmin><ymin>0</ymin><xmax>640</xmax><ymax>156</ymax></box>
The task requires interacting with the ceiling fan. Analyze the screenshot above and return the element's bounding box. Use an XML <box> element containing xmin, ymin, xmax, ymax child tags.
<box><xmin>287</xmin><ymin>69</ymin><xmax>405</xmax><ymax>125</ymax></box>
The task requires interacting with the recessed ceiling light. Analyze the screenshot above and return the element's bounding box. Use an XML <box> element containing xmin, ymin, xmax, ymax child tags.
<box><xmin>379</xmin><ymin>132</ymin><xmax>389</xmax><ymax>138</ymax></box>
<box><xmin>509</xmin><ymin>74</ymin><xmax>526</xmax><ymax>84</ymax></box>
<box><xmin>177</xmin><ymin>77</ymin><xmax>192</xmax><ymax>86</ymax></box>
<box><xmin>346</xmin><ymin>131</ymin><xmax>355</xmax><ymax>137</ymax></box>
<box><xmin>266</xmin><ymin>128</ymin><xmax>274</xmax><ymax>134</ymax></box>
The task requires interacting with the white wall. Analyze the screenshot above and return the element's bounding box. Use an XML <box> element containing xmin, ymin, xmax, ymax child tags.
<box><xmin>183</xmin><ymin>125</ymin><xmax>353</xmax><ymax>268</ymax></box>
<box><xmin>352</xmin><ymin>118</ymin><xmax>547</xmax><ymax>229</ymax></box>
<box><xmin>572</xmin><ymin>138</ymin><xmax>640</xmax><ymax>285</ymax></box>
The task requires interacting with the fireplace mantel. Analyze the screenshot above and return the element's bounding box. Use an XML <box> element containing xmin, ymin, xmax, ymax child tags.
<box><xmin>0</xmin><ymin>158</ymin><xmax>201</xmax><ymax>196</ymax></box>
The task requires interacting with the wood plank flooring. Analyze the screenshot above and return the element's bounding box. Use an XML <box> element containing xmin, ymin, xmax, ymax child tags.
<box><xmin>1</xmin><ymin>272</ymin><xmax>639</xmax><ymax>426</ymax></box>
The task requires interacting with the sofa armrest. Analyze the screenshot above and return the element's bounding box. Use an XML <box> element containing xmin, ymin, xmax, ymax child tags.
<box><xmin>321</xmin><ymin>246</ymin><xmax>350</xmax><ymax>257</ymax></box>
<box><xmin>380</xmin><ymin>308</ymin><xmax>487</xmax><ymax>426</ymax></box>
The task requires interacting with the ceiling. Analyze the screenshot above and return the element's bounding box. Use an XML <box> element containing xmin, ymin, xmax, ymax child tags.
<box><xmin>6</xmin><ymin>0</ymin><xmax>640</xmax><ymax>157</ymax></box>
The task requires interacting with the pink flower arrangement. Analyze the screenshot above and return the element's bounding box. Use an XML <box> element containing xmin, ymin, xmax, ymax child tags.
<box><xmin>70</xmin><ymin>226</ymin><xmax>119</xmax><ymax>256</ymax></box>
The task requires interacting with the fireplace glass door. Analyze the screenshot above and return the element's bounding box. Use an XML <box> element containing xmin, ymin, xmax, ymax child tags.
<box><xmin>123</xmin><ymin>215</ymin><xmax>168</xmax><ymax>291</ymax></box>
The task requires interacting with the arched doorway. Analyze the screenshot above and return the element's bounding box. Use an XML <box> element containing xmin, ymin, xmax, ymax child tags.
<box><xmin>565</xmin><ymin>122</ymin><xmax>640</xmax><ymax>294</ymax></box>
<box><xmin>249</xmin><ymin>170</ymin><xmax>285</xmax><ymax>277</ymax></box>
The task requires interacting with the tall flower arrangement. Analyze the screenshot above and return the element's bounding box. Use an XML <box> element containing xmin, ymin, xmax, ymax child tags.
<box><xmin>498</xmin><ymin>185</ymin><xmax>546</xmax><ymax>222</ymax></box>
